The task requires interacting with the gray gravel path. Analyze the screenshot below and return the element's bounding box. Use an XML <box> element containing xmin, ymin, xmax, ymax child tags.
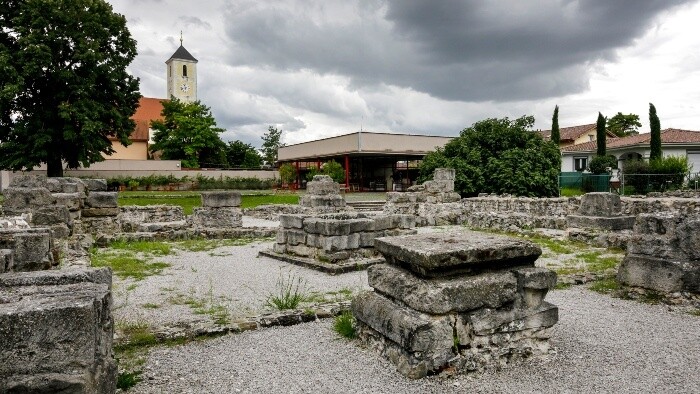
<box><xmin>131</xmin><ymin>286</ymin><xmax>700</xmax><ymax>393</ymax></box>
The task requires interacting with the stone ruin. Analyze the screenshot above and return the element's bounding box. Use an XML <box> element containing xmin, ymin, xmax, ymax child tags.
<box><xmin>0</xmin><ymin>268</ymin><xmax>115</xmax><ymax>393</ymax></box>
<box><xmin>266</xmin><ymin>212</ymin><xmax>416</xmax><ymax>273</ymax></box>
<box><xmin>189</xmin><ymin>191</ymin><xmax>243</xmax><ymax>229</ymax></box>
<box><xmin>566</xmin><ymin>192</ymin><xmax>635</xmax><ymax>231</ymax></box>
<box><xmin>299</xmin><ymin>175</ymin><xmax>346</xmax><ymax>211</ymax></box>
<box><xmin>383</xmin><ymin>168</ymin><xmax>462</xmax><ymax>226</ymax></box>
<box><xmin>619</xmin><ymin>213</ymin><xmax>700</xmax><ymax>294</ymax></box>
<box><xmin>352</xmin><ymin>230</ymin><xmax>558</xmax><ymax>378</ymax></box>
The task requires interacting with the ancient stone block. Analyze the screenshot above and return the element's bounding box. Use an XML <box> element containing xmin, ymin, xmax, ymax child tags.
<box><xmin>566</xmin><ymin>215</ymin><xmax>634</xmax><ymax>231</ymax></box>
<box><xmin>433</xmin><ymin>168</ymin><xmax>456</xmax><ymax>181</ymax></box>
<box><xmin>368</xmin><ymin>264</ymin><xmax>517</xmax><ymax>314</ymax></box>
<box><xmin>189</xmin><ymin>207</ymin><xmax>243</xmax><ymax>228</ymax></box>
<box><xmin>82</xmin><ymin>208</ymin><xmax>120</xmax><ymax>217</ymax></box>
<box><xmin>375</xmin><ymin>230</ymin><xmax>540</xmax><ymax>277</ymax></box>
<box><xmin>32</xmin><ymin>206</ymin><xmax>72</xmax><ymax>226</ymax></box>
<box><xmin>618</xmin><ymin>254</ymin><xmax>700</xmax><ymax>293</ymax></box>
<box><xmin>118</xmin><ymin>206</ymin><xmax>185</xmax><ymax>232</ymax></box>
<box><xmin>9</xmin><ymin>174</ymin><xmax>48</xmax><ymax>188</ymax></box>
<box><xmin>465</xmin><ymin>302</ymin><xmax>559</xmax><ymax>335</ymax></box>
<box><xmin>201</xmin><ymin>191</ymin><xmax>242</xmax><ymax>207</ymax></box>
<box><xmin>0</xmin><ymin>229</ymin><xmax>54</xmax><ymax>272</ymax></box>
<box><xmin>75</xmin><ymin>217</ymin><xmax>121</xmax><ymax>236</ymax></box>
<box><xmin>318</xmin><ymin>234</ymin><xmax>360</xmax><ymax>252</ymax></box>
<box><xmin>285</xmin><ymin>229</ymin><xmax>307</xmax><ymax>246</ymax></box>
<box><xmin>0</xmin><ymin>268</ymin><xmax>116</xmax><ymax>393</ymax></box>
<box><xmin>85</xmin><ymin>192</ymin><xmax>118</xmax><ymax>208</ymax></box>
<box><xmin>1</xmin><ymin>249</ymin><xmax>13</xmax><ymax>273</ymax></box>
<box><xmin>577</xmin><ymin>192</ymin><xmax>622</xmax><ymax>217</ymax></box>
<box><xmin>352</xmin><ymin>291</ymin><xmax>454</xmax><ymax>353</ymax></box>
<box><xmin>512</xmin><ymin>267</ymin><xmax>557</xmax><ymax>309</ymax></box>
<box><xmin>279</xmin><ymin>214</ymin><xmax>305</xmax><ymax>229</ymax></box>
<box><xmin>2</xmin><ymin>187</ymin><xmax>56</xmax><ymax>212</ymax></box>
<box><xmin>53</xmin><ymin>192</ymin><xmax>84</xmax><ymax>211</ymax></box>
<box><xmin>46</xmin><ymin>177</ymin><xmax>86</xmax><ymax>194</ymax></box>
<box><xmin>82</xmin><ymin>178</ymin><xmax>108</xmax><ymax>192</ymax></box>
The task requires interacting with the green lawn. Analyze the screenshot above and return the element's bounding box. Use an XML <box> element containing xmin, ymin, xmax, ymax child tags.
<box><xmin>117</xmin><ymin>191</ymin><xmax>298</xmax><ymax>214</ymax></box>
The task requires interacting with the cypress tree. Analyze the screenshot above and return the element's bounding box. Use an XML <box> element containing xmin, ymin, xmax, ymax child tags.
<box><xmin>596</xmin><ymin>112</ymin><xmax>606</xmax><ymax>156</ymax></box>
<box><xmin>649</xmin><ymin>103</ymin><xmax>662</xmax><ymax>160</ymax></box>
<box><xmin>551</xmin><ymin>105</ymin><xmax>560</xmax><ymax>145</ymax></box>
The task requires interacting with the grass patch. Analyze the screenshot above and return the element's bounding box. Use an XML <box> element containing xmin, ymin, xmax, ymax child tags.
<box><xmin>554</xmin><ymin>282</ymin><xmax>572</xmax><ymax>290</ymax></box>
<box><xmin>305</xmin><ymin>287</ymin><xmax>355</xmax><ymax>304</ymax></box>
<box><xmin>576</xmin><ymin>251</ymin><xmax>620</xmax><ymax>272</ymax></box>
<box><xmin>589</xmin><ymin>277</ymin><xmax>621</xmax><ymax>294</ymax></box>
<box><xmin>688</xmin><ymin>309</ymin><xmax>700</xmax><ymax>317</ymax></box>
<box><xmin>560</xmin><ymin>187</ymin><xmax>585</xmax><ymax>197</ymax></box>
<box><xmin>167</xmin><ymin>284</ymin><xmax>231</xmax><ymax>326</ymax></box>
<box><xmin>109</xmin><ymin>240</ymin><xmax>173</xmax><ymax>256</ymax></box>
<box><xmin>142</xmin><ymin>303</ymin><xmax>160</xmax><ymax>309</ymax></box>
<box><xmin>639</xmin><ymin>290</ymin><xmax>664</xmax><ymax>305</ymax></box>
<box><xmin>333</xmin><ymin>311</ymin><xmax>356</xmax><ymax>339</ymax></box>
<box><xmin>265</xmin><ymin>272</ymin><xmax>309</xmax><ymax>310</ymax></box>
<box><xmin>91</xmin><ymin>250</ymin><xmax>170</xmax><ymax>281</ymax></box>
<box><xmin>116</xmin><ymin>371</ymin><xmax>142</xmax><ymax>391</ymax></box>
<box><xmin>118</xmin><ymin>191</ymin><xmax>299</xmax><ymax>214</ymax></box>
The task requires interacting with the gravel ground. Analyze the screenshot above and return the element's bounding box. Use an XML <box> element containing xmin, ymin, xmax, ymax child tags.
<box><xmin>112</xmin><ymin>237</ymin><xmax>369</xmax><ymax>327</ymax></box>
<box><xmin>130</xmin><ymin>286</ymin><xmax>700</xmax><ymax>393</ymax></box>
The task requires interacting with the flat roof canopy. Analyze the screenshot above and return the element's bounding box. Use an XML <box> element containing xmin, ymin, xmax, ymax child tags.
<box><xmin>278</xmin><ymin>132</ymin><xmax>453</xmax><ymax>162</ymax></box>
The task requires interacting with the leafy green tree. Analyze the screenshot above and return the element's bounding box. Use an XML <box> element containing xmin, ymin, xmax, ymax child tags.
<box><xmin>261</xmin><ymin>126</ymin><xmax>284</xmax><ymax>166</ymax></box>
<box><xmin>551</xmin><ymin>105</ymin><xmax>560</xmax><ymax>145</ymax></box>
<box><xmin>149</xmin><ymin>98</ymin><xmax>226</xmax><ymax>168</ymax></box>
<box><xmin>0</xmin><ymin>0</ymin><xmax>140</xmax><ymax>177</ymax></box>
<box><xmin>418</xmin><ymin>116</ymin><xmax>560</xmax><ymax>197</ymax></box>
<box><xmin>226</xmin><ymin>140</ymin><xmax>261</xmax><ymax>168</ymax></box>
<box><xmin>607</xmin><ymin>112</ymin><xmax>641</xmax><ymax>137</ymax></box>
<box><xmin>321</xmin><ymin>160</ymin><xmax>346</xmax><ymax>184</ymax></box>
<box><xmin>278</xmin><ymin>163</ymin><xmax>297</xmax><ymax>185</ymax></box>
<box><xmin>649</xmin><ymin>103</ymin><xmax>662</xmax><ymax>160</ymax></box>
<box><xmin>596</xmin><ymin>112</ymin><xmax>607</xmax><ymax>156</ymax></box>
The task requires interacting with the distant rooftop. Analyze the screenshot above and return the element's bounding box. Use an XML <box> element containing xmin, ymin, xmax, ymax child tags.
<box><xmin>563</xmin><ymin>128</ymin><xmax>700</xmax><ymax>152</ymax></box>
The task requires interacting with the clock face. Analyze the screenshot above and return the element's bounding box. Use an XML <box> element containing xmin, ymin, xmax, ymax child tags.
<box><xmin>180</xmin><ymin>83</ymin><xmax>190</xmax><ymax>92</ymax></box>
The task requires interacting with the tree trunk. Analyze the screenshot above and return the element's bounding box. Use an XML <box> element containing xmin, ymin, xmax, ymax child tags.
<box><xmin>46</xmin><ymin>156</ymin><xmax>63</xmax><ymax>177</ymax></box>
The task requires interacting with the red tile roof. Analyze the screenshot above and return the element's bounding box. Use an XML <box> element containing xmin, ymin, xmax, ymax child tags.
<box><xmin>562</xmin><ymin>129</ymin><xmax>700</xmax><ymax>152</ymax></box>
<box><xmin>110</xmin><ymin>97</ymin><xmax>166</xmax><ymax>142</ymax></box>
<box><xmin>541</xmin><ymin>124</ymin><xmax>596</xmax><ymax>142</ymax></box>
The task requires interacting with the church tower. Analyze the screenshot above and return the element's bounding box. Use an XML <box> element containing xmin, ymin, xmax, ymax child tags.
<box><xmin>166</xmin><ymin>35</ymin><xmax>198</xmax><ymax>102</ymax></box>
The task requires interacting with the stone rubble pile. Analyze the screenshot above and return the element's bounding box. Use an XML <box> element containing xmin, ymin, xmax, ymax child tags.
<box><xmin>619</xmin><ymin>213</ymin><xmax>700</xmax><ymax>294</ymax></box>
<box><xmin>352</xmin><ymin>229</ymin><xmax>558</xmax><ymax>378</ymax></box>
<box><xmin>273</xmin><ymin>212</ymin><xmax>416</xmax><ymax>264</ymax></box>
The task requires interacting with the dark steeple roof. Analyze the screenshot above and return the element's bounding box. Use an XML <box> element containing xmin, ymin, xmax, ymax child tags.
<box><xmin>167</xmin><ymin>45</ymin><xmax>198</xmax><ymax>63</ymax></box>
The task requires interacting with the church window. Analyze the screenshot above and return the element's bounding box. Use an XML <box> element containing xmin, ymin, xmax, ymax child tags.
<box><xmin>183</xmin><ymin>65</ymin><xmax>188</xmax><ymax>77</ymax></box>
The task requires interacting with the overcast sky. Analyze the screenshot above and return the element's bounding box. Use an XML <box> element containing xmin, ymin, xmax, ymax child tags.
<box><xmin>109</xmin><ymin>0</ymin><xmax>700</xmax><ymax>148</ymax></box>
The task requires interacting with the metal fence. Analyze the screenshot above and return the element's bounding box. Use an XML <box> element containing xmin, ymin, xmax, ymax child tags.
<box><xmin>559</xmin><ymin>172</ymin><xmax>700</xmax><ymax>195</ymax></box>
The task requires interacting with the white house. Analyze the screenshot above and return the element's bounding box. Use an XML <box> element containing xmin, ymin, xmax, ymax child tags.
<box><xmin>561</xmin><ymin>128</ymin><xmax>700</xmax><ymax>173</ymax></box>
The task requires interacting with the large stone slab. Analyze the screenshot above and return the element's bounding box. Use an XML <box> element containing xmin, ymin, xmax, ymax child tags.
<box><xmin>374</xmin><ymin>230</ymin><xmax>540</xmax><ymax>277</ymax></box>
<box><xmin>1</xmin><ymin>187</ymin><xmax>56</xmax><ymax>212</ymax></box>
<box><xmin>465</xmin><ymin>301</ymin><xmax>559</xmax><ymax>335</ymax></box>
<box><xmin>368</xmin><ymin>264</ymin><xmax>517</xmax><ymax>314</ymax></box>
<box><xmin>566</xmin><ymin>215</ymin><xmax>634</xmax><ymax>231</ymax></box>
<box><xmin>0</xmin><ymin>228</ymin><xmax>54</xmax><ymax>272</ymax></box>
<box><xmin>351</xmin><ymin>291</ymin><xmax>454</xmax><ymax>353</ymax></box>
<box><xmin>85</xmin><ymin>192</ymin><xmax>118</xmax><ymax>208</ymax></box>
<box><xmin>201</xmin><ymin>191</ymin><xmax>242</xmax><ymax>208</ymax></box>
<box><xmin>618</xmin><ymin>254</ymin><xmax>700</xmax><ymax>293</ymax></box>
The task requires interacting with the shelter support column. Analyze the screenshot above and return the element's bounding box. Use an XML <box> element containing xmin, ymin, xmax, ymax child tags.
<box><xmin>344</xmin><ymin>154</ymin><xmax>350</xmax><ymax>189</ymax></box>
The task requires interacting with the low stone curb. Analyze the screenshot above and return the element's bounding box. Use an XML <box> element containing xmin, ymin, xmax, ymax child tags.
<box><xmin>259</xmin><ymin>249</ymin><xmax>383</xmax><ymax>275</ymax></box>
<box><xmin>115</xmin><ymin>301</ymin><xmax>352</xmax><ymax>347</ymax></box>
<box><xmin>96</xmin><ymin>227</ymin><xmax>277</xmax><ymax>246</ymax></box>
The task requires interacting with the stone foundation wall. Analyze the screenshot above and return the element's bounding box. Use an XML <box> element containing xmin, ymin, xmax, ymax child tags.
<box><xmin>119</xmin><ymin>205</ymin><xmax>186</xmax><ymax>232</ymax></box>
<box><xmin>273</xmin><ymin>212</ymin><xmax>416</xmax><ymax>263</ymax></box>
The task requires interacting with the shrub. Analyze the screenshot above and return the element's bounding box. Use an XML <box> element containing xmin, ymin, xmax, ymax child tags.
<box><xmin>279</xmin><ymin>163</ymin><xmax>297</xmax><ymax>185</ymax></box>
<box><xmin>418</xmin><ymin>116</ymin><xmax>560</xmax><ymax>197</ymax></box>
<box><xmin>588</xmin><ymin>155</ymin><xmax>617</xmax><ymax>175</ymax></box>
<box><xmin>321</xmin><ymin>160</ymin><xmax>345</xmax><ymax>184</ymax></box>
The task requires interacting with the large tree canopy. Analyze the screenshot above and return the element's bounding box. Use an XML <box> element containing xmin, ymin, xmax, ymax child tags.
<box><xmin>0</xmin><ymin>0</ymin><xmax>140</xmax><ymax>177</ymax></box>
<box><xmin>226</xmin><ymin>140</ymin><xmax>262</xmax><ymax>168</ymax></box>
<box><xmin>149</xmin><ymin>98</ymin><xmax>226</xmax><ymax>169</ymax></box>
<box><xmin>418</xmin><ymin>116</ymin><xmax>560</xmax><ymax>197</ymax></box>
<box><xmin>607</xmin><ymin>112</ymin><xmax>642</xmax><ymax>137</ymax></box>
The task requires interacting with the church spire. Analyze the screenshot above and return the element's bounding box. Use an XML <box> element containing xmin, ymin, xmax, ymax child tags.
<box><xmin>180</xmin><ymin>30</ymin><xmax>183</xmax><ymax>46</ymax></box>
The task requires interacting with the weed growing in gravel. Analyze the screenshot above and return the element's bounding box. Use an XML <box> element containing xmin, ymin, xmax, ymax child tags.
<box><xmin>142</xmin><ymin>303</ymin><xmax>160</xmax><ymax>309</ymax></box>
<box><xmin>333</xmin><ymin>311</ymin><xmax>356</xmax><ymax>339</ymax></box>
<box><xmin>167</xmin><ymin>284</ymin><xmax>231</xmax><ymax>326</ymax></box>
<box><xmin>638</xmin><ymin>290</ymin><xmax>664</xmax><ymax>305</ymax></box>
<box><xmin>576</xmin><ymin>252</ymin><xmax>620</xmax><ymax>272</ymax></box>
<box><xmin>116</xmin><ymin>371</ymin><xmax>142</xmax><ymax>391</ymax></box>
<box><xmin>265</xmin><ymin>272</ymin><xmax>309</xmax><ymax>310</ymax></box>
<box><xmin>554</xmin><ymin>281</ymin><xmax>572</xmax><ymax>290</ymax></box>
<box><xmin>90</xmin><ymin>248</ymin><xmax>170</xmax><ymax>281</ymax></box>
<box><xmin>305</xmin><ymin>287</ymin><xmax>355</xmax><ymax>304</ymax></box>
<box><xmin>688</xmin><ymin>309</ymin><xmax>700</xmax><ymax>317</ymax></box>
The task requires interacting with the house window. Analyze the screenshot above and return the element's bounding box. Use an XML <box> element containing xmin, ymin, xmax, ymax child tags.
<box><xmin>182</xmin><ymin>65</ymin><xmax>188</xmax><ymax>77</ymax></box>
<box><xmin>574</xmin><ymin>157</ymin><xmax>588</xmax><ymax>171</ymax></box>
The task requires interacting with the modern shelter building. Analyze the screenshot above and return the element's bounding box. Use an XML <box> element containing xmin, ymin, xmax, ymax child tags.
<box><xmin>277</xmin><ymin>131</ymin><xmax>452</xmax><ymax>191</ymax></box>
